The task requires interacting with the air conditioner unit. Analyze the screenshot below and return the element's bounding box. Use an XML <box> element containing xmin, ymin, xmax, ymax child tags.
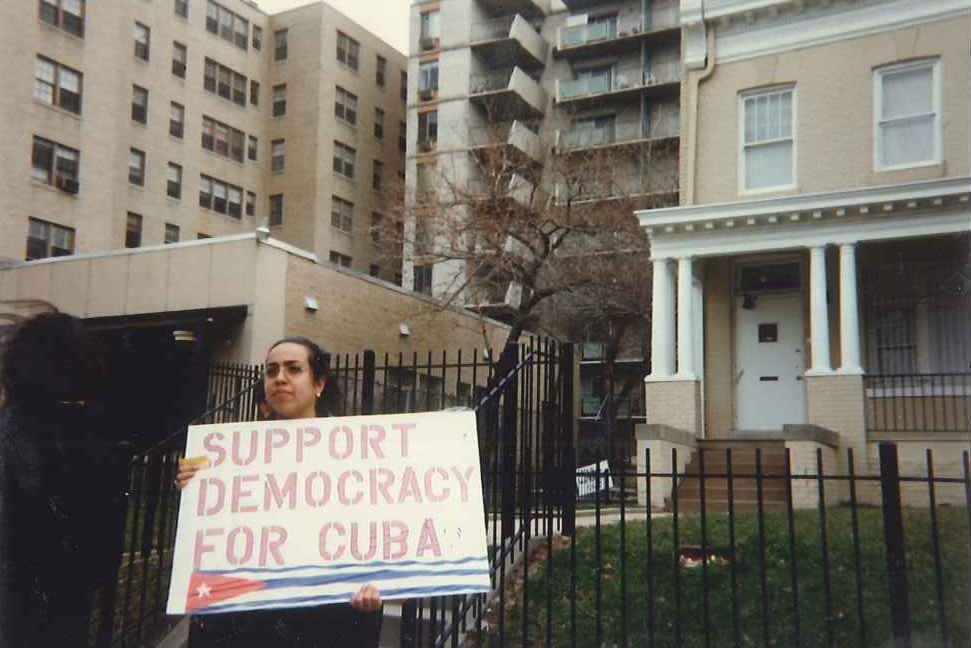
<box><xmin>419</xmin><ymin>36</ymin><xmax>438</xmax><ymax>50</ymax></box>
<box><xmin>616</xmin><ymin>74</ymin><xmax>630</xmax><ymax>89</ymax></box>
<box><xmin>56</xmin><ymin>176</ymin><xmax>79</xmax><ymax>194</ymax></box>
<box><xmin>419</xmin><ymin>88</ymin><xmax>434</xmax><ymax>101</ymax></box>
<box><xmin>418</xmin><ymin>139</ymin><xmax>434</xmax><ymax>152</ymax></box>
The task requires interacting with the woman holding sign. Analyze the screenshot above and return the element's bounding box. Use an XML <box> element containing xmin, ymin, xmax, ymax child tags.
<box><xmin>177</xmin><ymin>336</ymin><xmax>383</xmax><ymax>647</ymax></box>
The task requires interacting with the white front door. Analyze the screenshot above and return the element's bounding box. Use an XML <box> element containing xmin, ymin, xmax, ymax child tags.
<box><xmin>735</xmin><ymin>294</ymin><xmax>807</xmax><ymax>431</ymax></box>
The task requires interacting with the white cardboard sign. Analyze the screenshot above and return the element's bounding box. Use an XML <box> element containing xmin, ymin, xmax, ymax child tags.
<box><xmin>166</xmin><ymin>410</ymin><xmax>490</xmax><ymax>615</ymax></box>
<box><xmin>576</xmin><ymin>460</ymin><xmax>613</xmax><ymax>497</ymax></box>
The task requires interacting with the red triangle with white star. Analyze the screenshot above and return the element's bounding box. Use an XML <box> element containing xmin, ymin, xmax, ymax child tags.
<box><xmin>186</xmin><ymin>571</ymin><xmax>267</xmax><ymax>612</ymax></box>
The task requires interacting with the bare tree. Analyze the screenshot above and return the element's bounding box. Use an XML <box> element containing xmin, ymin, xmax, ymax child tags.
<box><xmin>378</xmin><ymin>108</ymin><xmax>677</xmax><ymax>376</ymax></box>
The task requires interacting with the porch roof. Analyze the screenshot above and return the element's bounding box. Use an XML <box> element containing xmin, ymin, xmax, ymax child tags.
<box><xmin>636</xmin><ymin>176</ymin><xmax>971</xmax><ymax>259</ymax></box>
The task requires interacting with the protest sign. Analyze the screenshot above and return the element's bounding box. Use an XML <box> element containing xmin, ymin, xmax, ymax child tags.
<box><xmin>166</xmin><ymin>410</ymin><xmax>490</xmax><ymax>615</ymax></box>
<box><xmin>576</xmin><ymin>460</ymin><xmax>613</xmax><ymax>498</ymax></box>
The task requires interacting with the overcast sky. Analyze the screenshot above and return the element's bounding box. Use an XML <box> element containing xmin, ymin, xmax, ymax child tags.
<box><xmin>255</xmin><ymin>0</ymin><xmax>410</xmax><ymax>53</ymax></box>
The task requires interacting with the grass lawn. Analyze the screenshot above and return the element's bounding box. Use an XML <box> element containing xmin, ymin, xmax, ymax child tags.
<box><xmin>504</xmin><ymin>506</ymin><xmax>969</xmax><ymax>647</ymax></box>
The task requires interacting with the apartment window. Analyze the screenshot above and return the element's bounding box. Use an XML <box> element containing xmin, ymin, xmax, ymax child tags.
<box><xmin>336</xmin><ymin>31</ymin><xmax>359</xmax><ymax>70</ymax></box>
<box><xmin>335</xmin><ymin>86</ymin><xmax>358</xmax><ymax>125</ymax></box>
<box><xmin>250</xmin><ymin>80</ymin><xmax>260</xmax><ymax>106</ymax></box>
<box><xmin>414</xmin><ymin>264</ymin><xmax>433</xmax><ymax>295</ymax></box>
<box><xmin>740</xmin><ymin>86</ymin><xmax>794</xmax><ymax>192</ymax></box>
<box><xmin>31</xmin><ymin>136</ymin><xmax>79</xmax><ymax>192</ymax></box>
<box><xmin>125</xmin><ymin>212</ymin><xmax>143</xmax><ymax>248</ymax></box>
<box><xmin>174</xmin><ymin>0</ymin><xmax>189</xmax><ymax>19</ymax></box>
<box><xmin>169</xmin><ymin>102</ymin><xmax>185</xmax><ymax>138</ymax></box>
<box><xmin>206</xmin><ymin>0</ymin><xmax>248</xmax><ymax>50</ymax></box>
<box><xmin>333</xmin><ymin>141</ymin><xmax>355</xmax><ymax>178</ymax></box>
<box><xmin>40</xmin><ymin>0</ymin><xmax>85</xmax><ymax>38</ymax></box>
<box><xmin>128</xmin><ymin>148</ymin><xmax>146</xmax><ymax>186</ymax></box>
<box><xmin>248</xmin><ymin>135</ymin><xmax>258</xmax><ymax>161</ymax></box>
<box><xmin>418</xmin><ymin>111</ymin><xmax>438</xmax><ymax>149</ymax></box>
<box><xmin>34</xmin><ymin>56</ymin><xmax>82</xmax><ymax>114</ymax></box>
<box><xmin>245</xmin><ymin>191</ymin><xmax>256</xmax><ymax>216</ymax></box>
<box><xmin>400</xmin><ymin>71</ymin><xmax>408</xmax><ymax>103</ymax></box>
<box><xmin>252</xmin><ymin>25</ymin><xmax>262</xmax><ymax>50</ymax></box>
<box><xmin>419</xmin><ymin>10</ymin><xmax>441</xmax><ymax>49</ymax></box>
<box><xmin>369</xmin><ymin>264</ymin><xmax>380</xmax><ymax>277</ymax></box>
<box><xmin>372</xmin><ymin>160</ymin><xmax>384</xmax><ymax>191</ymax></box>
<box><xmin>167</xmin><ymin>162</ymin><xmax>182</xmax><ymax>199</ymax></box>
<box><xmin>874</xmin><ymin>60</ymin><xmax>940</xmax><ymax>170</ymax></box>
<box><xmin>271</xmin><ymin>139</ymin><xmax>285</xmax><ymax>172</ymax></box>
<box><xmin>164</xmin><ymin>223</ymin><xmax>180</xmax><ymax>244</ymax></box>
<box><xmin>272</xmin><ymin>84</ymin><xmax>286</xmax><ymax>116</ymax></box>
<box><xmin>370</xmin><ymin>212</ymin><xmax>382</xmax><ymax>243</ymax></box>
<box><xmin>172</xmin><ymin>42</ymin><xmax>187</xmax><ymax>78</ymax></box>
<box><xmin>27</xmin><ymin>218</ymin><xmax>75</xmax><ymax>260</ymax></box>
<box><xmin>134</xmin><ymin>22</ymin><xmax>150</xmax><ymax>61</ymax></box>
<box><xmin>204</xmin><ymin>58</ymin><xmax>247</xmax><ymax>107</ymax></box>
<box><xmin>269</xmin><ymin>194</ymin><xmax>283</xmax><ymax>226</ymax></box>
<box><xmin>202</xmin><ymin>115</ymin><xmax>245</xmax><ymax>162</ymax></box>
<box><xmin>329</xmin><ymin>251</ymin><xmax>352</xmax><ymax>268</ymax></box>
<box><xmin>199</xmin><ymin>174</ymin><xmax>243</xmax><ymax>218</ymax></box>
<box><xmin>131</xmin><ymin>85</ymin><xmax>148</xmax><ymax>124</ymax></box>
<box><xmin>376</xmin><ymin>55</ymin><xmax>387</xmax><ymax>88</ymax></box>
<box><xmin>331</xmin><ymin>196</ymin><xmax>354</xmax><ymax>231</ymax></box>
<box><xmin>274</xmin><ymin>29</ymin><xmax>288</xmax><ymax>61</ymax></box>
<box><xmin>399</xmin><ymin>121</ymin><xmax>407</xmax><ymax>154</ymax></box>
<box><xmin>418</xmin><ymin>60</ymin><xmax>439</xmax><ymax>97</ymax></box>
<box><xmin>374</xmin><ymin>108</ymin><xmax>385</xmax><ymax>139</ymax></box>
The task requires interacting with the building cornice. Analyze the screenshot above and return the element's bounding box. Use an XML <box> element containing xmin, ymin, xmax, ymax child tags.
<box><xmin>637</xmin><ymin>177</ymin><xmax>971</xmax><ymax>260</ymax></box>
<box><xmin>714</xmin><ymin>0</ymin><xmax>970</xmax><ymax>64</ymax></box>
<box><xmin>638</xmin><ymin>177</ymin><xmax>971</xmax><ymax>230</ymax></box>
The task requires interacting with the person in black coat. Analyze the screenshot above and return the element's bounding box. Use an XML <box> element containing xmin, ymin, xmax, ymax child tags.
<box><xmin>0</xmin><ymin>313</ymin><xmax>128</xmax><ymax>647</ymax></box>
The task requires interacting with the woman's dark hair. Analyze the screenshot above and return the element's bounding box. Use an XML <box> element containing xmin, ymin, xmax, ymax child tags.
<box><xmin>1</xmin><ymin>313</ymin><xmax>106</xmax><ymax>414</ymax></box>
<box><xmin>266</xmin><ymin>336</ymin><xmax>343</xmax><ymax>417</ymax></box>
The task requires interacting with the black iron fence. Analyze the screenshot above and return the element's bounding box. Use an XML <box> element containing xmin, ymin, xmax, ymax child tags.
<box><xmin>865</xmin><ymin>372</ymin><xmax>971</xmax><ymax>435</ymax></box>
<box><xmin>464</xmin><ymin>443</ymin><xmax>971</xmax><ymax>648</ymax></box>
<box><xmin>90</xmin><ymin>362</ymin><xmax>264</xmax><ymax>647</ymax></box>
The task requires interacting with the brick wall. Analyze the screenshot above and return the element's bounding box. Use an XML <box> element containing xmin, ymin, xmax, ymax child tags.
<box><xmin>283</xmin><ymin>254</ymin><xmax>513</xmax><ymax>357</ymax></box>
<box><xmin>805</xmin><ymin>374</ymin><xmax>866</xmax><ymax>471</ymax></box>
<box><xmin>645</xmin><ymin>380</ymin><xmax>702</xmax><ymax>437</ymax></box>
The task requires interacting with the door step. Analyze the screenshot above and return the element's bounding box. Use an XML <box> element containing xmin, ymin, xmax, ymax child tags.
<box><xmin>667</xmin><ymin>439</ymin><xmax>790</xmax><ymax>513</ymax></box>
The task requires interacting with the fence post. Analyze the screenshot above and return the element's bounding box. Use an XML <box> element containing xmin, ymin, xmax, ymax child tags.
<box><xmin>879</xmin><ymin>442</ymin><xmax>912</xmax><ymax>648</ymax></box>
<box><xmin>361</xmin><ymin>350</ymin><xmax>376</xmax><ymax>415</ymax></box>
<box><xmin>500</xmin><ymin>344</ymin><xmax>520</xmax><ymax>541</ymax></box>
<box><xmin>399</xmin><ymin>599</ymin><xmax>418</xmax><ymax>648</ymax></box>
<box><xmin>560</xmin><ymin>343</ymin><xmax>577</xmax><ymax>536</ymax></box>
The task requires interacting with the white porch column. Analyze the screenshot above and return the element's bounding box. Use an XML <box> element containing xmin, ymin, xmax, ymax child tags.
<box><xmin>677</xmin><ymin>256</ymin><xmax>695</xmax><ymax>378</ymax></box>
<box><xmin>650</xmin><ymin>258</ymin><xmax>675</xmax><ymax>377</ymax></box>
<box><xmin>838</xmin><ymin>243</ymin><xmax>864</xmax><ymax>374</ymax></box>
<box><xmin>808</xmin><ymin>245</ymin><xmax>832</xmax><ymax>374</ymax></box>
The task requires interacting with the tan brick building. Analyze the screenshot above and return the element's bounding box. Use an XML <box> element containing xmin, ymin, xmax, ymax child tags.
<box><xmin>0</xmin><ymin>0</ymin><xmax>407</xmax><ymax>282</ymax></box>
<box><xmin>637</xmin><ymin>0</ymin><xmax>970</xmax><ymax>505</ymax></box>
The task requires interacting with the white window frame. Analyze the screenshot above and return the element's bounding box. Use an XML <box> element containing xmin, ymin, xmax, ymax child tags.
<box><xmin>873</xmin><ymin>58</ymin><xmax>942</xmax><ymax>172</ymax></box>
<box><xmin>737</xmin><ymin>85</ymin><xmax>797</xmax><ymax>196</ymax></box>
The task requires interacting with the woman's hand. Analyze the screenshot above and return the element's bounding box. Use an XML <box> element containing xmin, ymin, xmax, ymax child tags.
<box><xmin>174</xmin><ymin>457</ymin><xmax>210</xmax><ymax>490</ymax></box>
<box><xmin>350</xmin><ymin>583</ymin><xmax>382</xmax><ymax>612</ymax></box>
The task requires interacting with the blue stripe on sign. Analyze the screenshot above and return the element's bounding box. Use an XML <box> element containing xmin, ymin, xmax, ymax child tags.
<box><xmin>195</xmin><ymin>583</ymin><xmax>493</xmax><ymax>615</ymax></box>
<box><xmin>201</xmin><ymin>556</ymin><xmax>489</xmax><ymax>576</ymax></box>
<box><xmin>266</xmin><ymin>568</ymin><xmax>488</xmax><ymax>589</ymax></box>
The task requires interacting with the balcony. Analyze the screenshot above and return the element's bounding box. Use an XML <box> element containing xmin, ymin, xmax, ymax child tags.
<box><xmin>471</xmin><ymin>120</ymin><xmax>545</xmax><ymax>166</ymax></box>
<box><xmin>476</xmin><ymin>0</ymin><xmax>548</xmax><ymax>20</ymax></box>
<box><xmin>556</xmin><ymin>61</ymin><xmax>681</xmax><ymax>106</ymax></box>
<box><xmin>557</xmin><ymin>116</ymin><xmax>679</xmax><ymax>153</ymax></box>
<box><xmin>556</xmin><ymin>7</ymin><xmax>680</xmax><ymax>58</ymax></box>
<box><xmin>470</xmin><ymin>67</ymin><xmax>546</xmax><ymax>121</ymax></box>
<box><xmin>471</xmin><ymin>14</ymin><xmax>547</xmax><ymax>70</ymax></box>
